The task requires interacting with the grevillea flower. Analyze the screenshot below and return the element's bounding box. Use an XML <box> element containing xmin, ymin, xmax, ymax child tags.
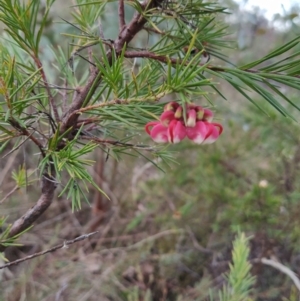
<box><xmin>185</xmin><ymin>107</ymin><xmax>223</xmax><ymax>144</ymax></box>
<box><xmin>145</xmin><ymin>121</ymin><xmax>168</xmax><ymax>143</ymax></box>
<box><xmin>186</xmin><ymin>121</ymin><xmax>223</xmax><ymax>144</ymax></box>
<box><xmin>168</xmin><ymin>119</ymin><xmax>186</xmax><ymax>143</ymax></box>
<box><xmin>145</xmin><ymin>112</ymin><xmax>186</xmax><ymax>144</ymax></box>
<box><xmin>145</xmin><ymin>102</ymin><xmax>223</xmax><ymax>145</ymax></box>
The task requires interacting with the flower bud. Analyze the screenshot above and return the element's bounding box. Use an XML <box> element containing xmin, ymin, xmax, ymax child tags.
<box><xmin>164</xmin><ymin>101</ymin><xmax>179</xmax><ymax>112</ymax></box>
<box><xmin>186</xmin><ymin>109</ymin><xmax>197</xmax><ymax>127</ymax></box>
<box><xmin>195</xmin><ymin>106</ymin><xmax>204</xmax><ymax>120</ymax></box>
<box><xmin>203</xmin><ymin>109</ymin><xmax>213</xmax><ymax>122</ymax></box>
<box><xmin>145</xmin><ymin>121</ymin><xmax>168</xmax><ymax>143</ymax></box>
<box><xmin>160</xmin><ymin>110</ymin><xmax>175</xmax><ymax>126</ymax></box>
<box><xmin>174</xmin><ymin>106</ymin><xmax>183</xmax><ymax>119</ymax></box>
<box><xmin>202</xmin><ymin>122</ymin><xmax>223</xmax><ymax>144</ymax></box>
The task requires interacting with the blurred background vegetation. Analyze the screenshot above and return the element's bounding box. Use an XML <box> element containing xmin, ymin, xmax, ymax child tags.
<box><xmin>1</xmin><ymin>0</ymin><xmax>300</xmax><ymax>300</ymax></box>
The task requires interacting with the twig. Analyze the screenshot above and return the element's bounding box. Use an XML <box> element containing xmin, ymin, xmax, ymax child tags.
<box><xmin>131</xmin><ymin>158</ymin><xmax>162</xmax><ymax>196</ymax></box>
<box><xmin>0</xmin><ymin>185</ymin><xmax>19</xmax><ymax>204</ymax></box>
<box><xmin>2</xmin><ymin>134</ymin><xmax>37</xmax><ymax>159</ymax></box>
<box><xmin>80</xmin><ymin>135</ymin><xmax>156</xmax><ymax>150</ymax></box>
<box><xmin>257</xmin><ymin>257</ymin><xmax>300</xmax><ymax>292</ymax></box>
<box><xmin>0</xmin><ymin>231</ymin><xmax>99</xmax><ymax>270</ymax></box>
<box><xmin>0</xmin><ymin>149</ymin><xmax>19</xmax><ymax>185</ymax></box>
<box><xmin>100</xmin><ymin>228</ymin><xmax>184</xmax><ymax>254</ymax></box>
<box><xmin>88</xmin><ymin>46</ymin><xmax>94</xmax><ymax>73</ymax></box>
<box><xmin>8</xmin><ymin>119</ymin><xmax>45</xmax><ymax>157</ymax></box>
<box><xmin>124</xmin><ymin>50</ymin><xmax>300</xmax><ymax>78</ymax></box>
<box><xmin>33</xmin><ymin>57</ymin><xmax>60</xmax><ymax>122</ymax></box>
<box><xmin>186</xmin><ymin>225</ymin><xmax>212</xmax><ymax>254</ymax></box>
<box><xmin>118</xmin><ymin>0</ymin><xmax>126</xmax><ymax>32</ymax></box>
<box><xmin>62</xmin><ymin>78</ymin><xmax>69</xmax><ymax>114</ymax></box>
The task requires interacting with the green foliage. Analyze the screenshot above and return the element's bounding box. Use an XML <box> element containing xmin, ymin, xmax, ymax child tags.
<box><xmin>0</xmin><ymin>0</ymin><xmax>300</xmax><ymax>301</ymax></box>
<box><xmin>0</xmin><ymin>217</ymin><xmax>32</xmax><ymax>255</ymax></box>
<box><xmin>0</xmin><ymin>0</ymin><xmax>55</xmax><ymax>55</ymax></box>
<box><xmin>211</xmin><ymin>232</ymin><xmax>255</xmax><ymax>301</ymax></box>
<box><xmin>0</xmin><ymin>0</ymin><xmax>300</xmax><ymax>214</ymax></box>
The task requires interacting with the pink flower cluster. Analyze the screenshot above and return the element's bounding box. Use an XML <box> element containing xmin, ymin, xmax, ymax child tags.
<box><xmin>145</xmin><ymin>102</ymin><xmax>223</xmax><ymax>144</ymax></box>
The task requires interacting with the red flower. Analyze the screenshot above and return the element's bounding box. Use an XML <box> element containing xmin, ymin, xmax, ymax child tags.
<box><xmin>145</xmin><ymin>102</ymin><xmax>222</xmax><ymax>145</ymax></box>
<box><xmin>145</xmin><ymin>110</ymin><xmax>186</xmax><ymax>144</ymax></box>
<box><xmin>186</xmin><ymin>121</ymin><xmax>223</xmax><ymax>144</ymax></box>
<box><xmin>145</xmin><ymin>121</ymin><xmax>168</xmax><ymax>143</ymax></box>
<box><xmin>168</xmin><ymin>119</ymin><xmax>186</xmax><ymax>143</ymax></box>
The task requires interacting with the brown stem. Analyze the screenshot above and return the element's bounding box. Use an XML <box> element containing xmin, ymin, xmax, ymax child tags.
<box><xmin>80</xmin><ymin>136</ymin><xmax>155</xmax><ymax>150</ymax></box>
<box><xmin>34</xmin><ymin>57</ymin><xmax>60</xmax><ymax>122</ymax></box>
<box><xmin>70</xmin><ymin>98</ymin><xmax>129</xmax><ymax>118</ymax></box>
<box><xmin>118</xmin><ymin>0</ymin><xmax>126</xmax><ymax>32</ymax></box>
<box><xmin>9</xmin><ymin>119</ymin><xmax>45</xmax><ymax>157</ymax></box>
<box><xmin>0</xmin><ymin>231</ymin><xmax>98</xmax><ymax>269</ymax></box>
<box><xmin>124</xmin><ymin>50</ymin><xmax>300</xmax><ymax>77</ymax></box>
<box><xmin>0</xmin><ymin>173</ymin><xmax>57</xmax><ymax>252</ymax></box>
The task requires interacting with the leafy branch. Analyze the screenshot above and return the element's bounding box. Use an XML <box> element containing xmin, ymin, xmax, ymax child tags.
<box><xmin>1</xmin><ymin>0</ymin><xmax>300</xmax><ymax>250</ymax></box>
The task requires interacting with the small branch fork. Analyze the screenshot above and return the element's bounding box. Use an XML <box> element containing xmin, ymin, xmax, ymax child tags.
<box><xmin>8</xmin><ymin>119</ymin><xmax>45</xmax><ymax>157</ymax></box>
<box><xmin>0</xmin><ymin>231</ymin><xmax>99</xmax><ymax>270</ymax></box>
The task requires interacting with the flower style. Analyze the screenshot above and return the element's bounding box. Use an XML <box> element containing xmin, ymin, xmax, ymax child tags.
<box><xmin>145</xmin><ymin>101</ymin><xmax>223</xmax><ymax>145</ymax></box>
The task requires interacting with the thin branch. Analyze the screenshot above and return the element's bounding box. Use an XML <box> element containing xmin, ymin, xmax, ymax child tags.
<box><xmin>88</xmin><ymin>46</ymin><xmax>94</xmax><ymax>73</ymax></box>
<box><xmin>124</xmin><ymin>50</ymin><xmax>300</xmax><ymax>78</ymax></box>
<box><xmin>0</xmin><ymin>231</ymin><xmax>99</xmax><ymax>270</ymax></box>
<box><xmin>33</xmin><ymin>57</ymin><xmax>60</xmax><ymax>122</ymax></box>
<box><xmin>75</xmin><ymin>117</ymin><xmax>100</xmax><ymax>128</ymax></box>
<box><xmin>0</xmin><ymin>148</ymin><xmax>19</xmax><ymax>185</ymax></box>
<box><xmin>71</xmin><ymin>98</ymin><xmax>130</xmax><ymax>116</ymax></box>
<box><xmin>2</xmin><ymin>134</ymin><xmax>37</xmax><ymax>159</ymax></box>
<box><xmin>143</xmin><ymin>26</ymin><xmax>166</xmax><ymax>35</ymax></box>
<box><xmin>0</xmin><ymin>185</ymin><xmax>19</xmax><ymax>204</ymax></box>
<box><xmin>118</xmin><ymin>0</ymin><xmax>126</xmax><ymax>32</ymax></box>
<box><xmin>100</xmin><ymin>229</ymin><xmax>184</xmax><ymax>254</ymax></box>
<box><xmin>256</xmin><ymin>257</ymin><xmax>300</xmax><ymax>292</ymax></box>
<box><xmin>80</xmin><ymin>136</ymin><xmax>156</xmax><ymax>151</ymax></box>
<box><xmin>185</xmin><ymin>226</ymin><xmax>212</xmax><ymax>254</ymax></box>
<box><xmin>62</xmin><ymin>78</ymin><xmax>68</xmax><ymax>113</ymax></box>
<box><xmin>8</xmin><ymin>119</ymin><xmax>45</xmax><ymax>157</ymax></box>
<box><xmin>69</xmin><ymin>90</ymin><xmax>168</xmax><ymax>119</ymax></box>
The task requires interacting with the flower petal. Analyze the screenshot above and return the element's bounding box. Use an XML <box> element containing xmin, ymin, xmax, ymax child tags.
<box><xmin>203</xmin><ymin>109</ymin><xmax>213</xmax><ymax>122</ymax></box>
<box><xmin>145</xmin><ymin>121</ymin><xmax>160</xmax><ymax>135</ymax></box>
<box><xmin>151</xmin><ymin>124</ymin><xmax>169</xmax><ymax>143</ymax></box>
<box><xmin>203</xmin><ymin>122</ymin><xmax>223</xmax><ymax>144</ymax></box>
<box><xmin>145</xmin><ymin>121</ymin><xmax>168</xmax><ymax>143</ymax></box>
<box><xmin>160</xmin><ymin>110</ymin><xmax>175</xmax><ymax>126</ymax></box>
<box><xmin>164</xmin><ymin>101</ymin><xmax>180</xmax><ymax>112</ymax></box>
<box><xmin>168</xmin><ymin>120</ymin><xmax>186</xmax><ymax>143</ymax></box>
<box><xmin>186</xmin><ymin>121</ymin><xmax>208</xmax><ymax>144</ymax></box>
